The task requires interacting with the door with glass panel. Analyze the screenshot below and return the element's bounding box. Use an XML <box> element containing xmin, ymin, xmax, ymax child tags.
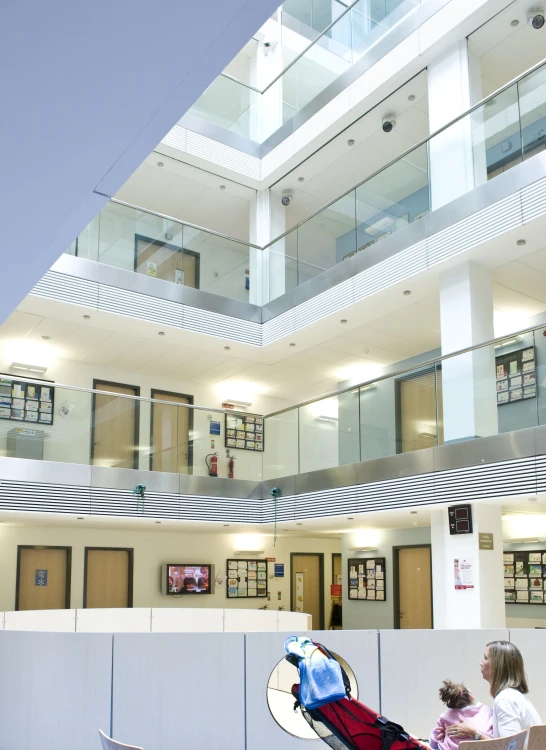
<box><xmin>150</xmin><ymin>390</ymin><xmax>193</xmax><ymax>474</ymax></box>
<box><xmin>396</xmin><ymin>367</ymin><xmax>443</xmax><ymax>452</ymax></box>
<box><xmin>92</xmin><ymin>381</ymin><xmax>140</xmax><ymax>469</ymax></box>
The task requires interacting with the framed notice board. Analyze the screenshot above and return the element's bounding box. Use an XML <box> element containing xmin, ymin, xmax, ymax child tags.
<box><xmin>225</xmin><ymin>412</ymin><xmax>264</xmax><ymax>452</ymax></box>
<box><xmin>348</xmin><ymin>557</ymin><xmax>386</xmax><ymax>601</ymax></box>
<box><xmin>226</xmin><ymin>558</ymin><xmax>268</xmax><ymax>598</ymax></box>
<box><xmin>0</xmin><ymin>376</ymin><xmax>55</xmax><ymax>425</ymax></box>
<box><xmin>504</xmin><ymin>550</ymin><xmax>546</xmax><ymax>604</ymax></box>
<box><xmin>495</xmin><ymin>346</ymin><xmax>536</xmax><ymax>405</ymax></box>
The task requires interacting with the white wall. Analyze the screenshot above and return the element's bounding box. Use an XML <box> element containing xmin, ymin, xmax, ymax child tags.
<box><xmin>0</xmin><ymin>522</ymin><xmax>340</xmax><ymax>619</ymax></box>
<box><xmin>0</xmin><ymin>355</ymin><xmax>292</xmax><ymax>481</ymax></box>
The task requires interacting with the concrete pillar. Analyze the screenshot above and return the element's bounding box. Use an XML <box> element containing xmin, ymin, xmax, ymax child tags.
<box><xmin>431</xmin><ymin>503</ymin><xmax>505</xmax><ymax>628</ymax></box>
<box><xmin>439</xmin><ymin>261</ymin><xmax>498</xmax><ymax>443</ymax></box>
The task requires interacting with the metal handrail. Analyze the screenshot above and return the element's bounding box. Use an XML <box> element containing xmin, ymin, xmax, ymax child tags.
<box><xmin>264</xmin><ymin>321</ymin><xmax>544</xmax><ymax>418</ymax></box>
<box><xmin>261</xmin><ymin>55</ymin><xmax>546</xmax><ymax>250</ymax></box>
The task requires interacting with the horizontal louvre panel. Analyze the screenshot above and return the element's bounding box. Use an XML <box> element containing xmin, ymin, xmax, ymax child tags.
<box><xmin>184</xmin><ymin>307</ymin><xmax>261</xmax><ymax>345</ymax></box>
<box><xmin>98</xmin><ymin>286</ymin><xmax>184</xmax><ymax>328</ymax></box>
<box><xmin>262</xmin><ymin>309</ymin><xmax>295</xmax><ymax>345</ymax></box>
<box><xmin>353</xmin><ymin>242</ymin><xmax>427</xmax><ymax>299</ymax></box>
<box><xmin>31</xmin><ymin>272</ymin><xmax>99</xmax><ymax>308</ymax></box>
<box><xmin>521</xmin><ymin>175</ymin><xmax>546</xmax><ymax>223</ymax></box>
<box><xmin>295</xmin><ymin>279</ymin><xmax>354</xmax><ymax>329</ymax></box>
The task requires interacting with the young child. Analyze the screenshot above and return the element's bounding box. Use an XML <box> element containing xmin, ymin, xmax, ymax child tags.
<box><xmin>430</xmin><ymin>680</ymin><xmax>493</xmax><ymax>750</ymax></box>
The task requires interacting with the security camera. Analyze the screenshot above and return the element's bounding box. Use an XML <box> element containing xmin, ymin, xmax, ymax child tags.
<box><xmin>382</xmin><ymin>114</ymin><xmax>396</xmax><ymax>133</ymax></box>
<box><xmin>528</xmin><ymin>8</ymin><xmax>545</xmax><ymax>26</ymax></box>
<box><xmin>281</xmin><ymin>190</ymin><xmax>292</xmax><ymax>207</ymax></box>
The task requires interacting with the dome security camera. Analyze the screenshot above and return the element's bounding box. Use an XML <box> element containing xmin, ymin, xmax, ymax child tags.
<box><xmin>281</xmin><ymin>190</ymin><xmax>293</xmax><ymax>207</ymax></box>
<box><xmin>382</xmin><ymin>114</ymin><xmax>396</xmax><ymax>133</ymax></box>
<box><xmin>528</xmin><ymin>8</ymin><xmax>545</xmax><ymax>27</ymax></box>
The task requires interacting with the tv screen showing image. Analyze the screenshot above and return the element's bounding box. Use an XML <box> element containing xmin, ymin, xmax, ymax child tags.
<box><xmin>166</xmin><ymin>564</ymin><xmax>211</xmax><ymax>594</ymax></box>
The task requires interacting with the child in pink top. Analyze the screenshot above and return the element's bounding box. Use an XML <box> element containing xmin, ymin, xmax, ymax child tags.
<box><xmin>430</xmin><ymin>681</ymin><xmax>493</xmax><ymax>750</ymax></box>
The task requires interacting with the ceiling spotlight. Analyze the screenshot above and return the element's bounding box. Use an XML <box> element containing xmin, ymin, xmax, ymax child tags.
<box><xmin>528</xmin><ymin>9</ymin><xmax>545</xmax><ymax>28</ymax></box>
<box><xmin>340</xmin><ymin>319</ymin><xmax>348</xmax><ymax>324</ymax></box>
<box><xmin>40</xmin><ymin>335</ymin><xmax>51</xmax><ymax>341</ymax></box>
<box><xmin>517</xmin><ymin>239</ymin><xmax>526</xmax><ymax>246</ymax></box>
<box><xmin>511</xmin><ymin>18</ymin><xmax>519</xmax><ymax>25</ymax></box>
<box><xmin>77</xmin><ymin>517</ymin><xmax>85</xmax><ymax>520</ymax></box>
<box><xmin>220</xmin><ymin>185</ymin><xmax>226</xmax><ymax>190</ymax></box>
<box><xmin>224</xmin><ymin>346</ymin><xmax>231</xmax><ymax>351</ymax></box>
<box><xmin>155</xmin><ymin>520</ymin><xmax>161</xmax><ymax>524</ymax></box>
<box><xmin>410</xmin><ymin>510</ymin><xmax>418</xmax><ymax>515</ymax></box>
<box><xmin>158</xmin><ymin>331</ymin><xmax>165</xmax><ymax>336</ymax></box>
<box><xmin>289</xmin><ymin>342</ymin><xmax>296</xmax><ymax>347</ymax></box>
<box><xmin>224</xmin><ymin>524</ymin><xmax>230</xmax><ymax>527</ymax></box>
<box><xmin>83</xmin><ymin>314</ymin><xmax>90</xmax><ymax>319</ymax></box>
<box><xmin>296</xmin><ymin>522</ymin><xmax>303</xmax><ymax>526</ymax></box>
<box><xmin>408</xmin><ymin>94</ymin><xmax>416</xmax><ymax>101</ymax></box>
<box><xmin>347</xmin><ymin>139</ymin><xmax>355</xmax><ymax>146</ymax></box>
<box><xmin>157</xmin><ymin>161</ymin><xmax>164</xmax><ymax>167</ymax></box>
<box><xmin>403</xmin><ymin>290</ymin><xmax>411</xmax><ymax>296</ymax></box>
<box><xmin>347</xmin><ymin>517</ymin><xmax>354</xmax><ymax>520</ymax></box>
<box><xmin>298</xmin><ymin>177</ymin><xmax>305</xmax><ymax>182</ymax></box>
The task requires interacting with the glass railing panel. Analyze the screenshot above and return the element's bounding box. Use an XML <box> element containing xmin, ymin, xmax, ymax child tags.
<box><xmin>186</xmin><ymin>76</ymin><xmax>258</xmax><ymax>139</ymax></box>
<box><xmin>70</xmin><ymin>215</ymin><xmax>100</xmax><ymax>262</ymax></box>
<box><xmin>282</xmin><ymin>0</ymin><xmax>350</xmax><ymax>41</ymax></box>
<box><xmin>495</xmin><ymin>332</ymin><xmax>539</xmax><ymax>435</ymax></box>
<box><xmin>355</xmin><ymin>143</ymin><xmax>429</xmax><ymax>251</ymax></box>
<box><xmin>299</xmin><ymin>395</ymin><xmax>343</xmax><ymax>472</ymax></box>
<box><xmin>263</xmin><ymin>408</ymin><xmax>299</xmax><ymax>478</ymax></box>
<box><xmin>297</xmin><ymin>193</ymin><xmax>356</xmax><ymax>285</ymax></box>
<box><xmin>359</xmin><ymin>376</ymin><xmax>398</xmax><ymax>461</ymax></box>
<box><xmin>182</xmin><ymin>227</ymin><xmax>251</xmax><ymax>303</ymax></box>
<box><xmin>395</xmin><ymin>366</ymin><xmax>439</xmax><ymax>452</ymax></box>
<box><xmin>518</xmin><ymin>63</ymin><xmax>546</xmax><ymax>162</ymax></box>
<box><xmin>266</xmin><ymin>229</ymin><xmax>298</xmax><ymax>303</ymax></box>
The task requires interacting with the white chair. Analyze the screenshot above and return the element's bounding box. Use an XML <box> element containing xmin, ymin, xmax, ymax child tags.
<box><xmin>460</xmin><ymin>730</ymin><xmax>527</xmax><ymax>750</ymax></box>
<box><xmin>99</xmin><ymin>729</ymin><xmax>143</xmax><ymax>750</ymax></box>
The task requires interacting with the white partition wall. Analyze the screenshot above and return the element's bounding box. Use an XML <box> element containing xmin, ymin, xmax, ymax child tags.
<box><xmin>150</xmin><ymin>606</ymin><xmax>225</xmax><ymax>632</ymax></box>
<box><xmin>76</xmin><ymin>607</ymin><xmax>152</xmax><ymax>632</ymax></box>
<box><xmin>0</xmin><ymin>631</ymin><xmax>112</xmax><ymax>750</ymax></box>
<box><xmin>509</xmin><ymin>630</ymin><xmax>546</xmax><ymax>723</ymax></box>
<box><xmin>112</xmin><ymin>633</ymin><xmax>245</xmax><ymax>750</ymax></box>
<box><xmin>380</xmin><ymin>629</ymin><xmax>508</xmax><ymax>739</ymax></box>
<box><xmin>4</xmin><ymin>608</ymin><xmax>76</xmax><ymax>631</ymax></box>
<box><xmin>245</xmin><ymin>629</ymin><xmax>380</xmax><ymax>750</ymax></box>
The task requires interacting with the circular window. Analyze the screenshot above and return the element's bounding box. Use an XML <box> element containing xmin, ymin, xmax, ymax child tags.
<box><xmin>266</xmin><ymin>651</ymin><xmax>358</xmax><ymax>740</ymax></box>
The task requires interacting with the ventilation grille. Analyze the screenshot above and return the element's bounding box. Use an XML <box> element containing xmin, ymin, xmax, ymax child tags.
<box><xmin>353</xmin><ymin>242</ymin><xmax>427</xmax><ymax>300</ymax></box>
<box><xmin>262</xmin><ymin>309</ymin><xmax>296</xmax><ymax>346</ymax></box>
<box><xmin>98</xmin><ymin>287</ymin><xmax>184</xmax><ymax>328</ymax></box>
<box><xmin>184</xmin><ymin>307</ymin><xmax>261</xmax><ymax>346</ymax></box>
<box><xmin>32</xmin><ymin>272</ymin><xmax>99</xmax><ymax>308</ymax></box>
<box><xmin>521</xmin><ymin>175</ymin><xmax>546</xmax><ymax>223</ymax></box>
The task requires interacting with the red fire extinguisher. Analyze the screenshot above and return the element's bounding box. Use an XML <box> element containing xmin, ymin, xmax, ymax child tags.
<box><xmin>206</xmin><ymin>453</ymin><xmax>219</xmax><ymax>477</ymax></box>
<box><xmin>228</xmin><ymin>456</ymin><xmax>236</xmax><ymax>479</ymax></box>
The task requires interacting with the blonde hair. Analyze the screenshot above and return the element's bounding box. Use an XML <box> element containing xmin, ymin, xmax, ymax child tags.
<box><xmin>439</xmin><ymin>680</ymin><xmax>473</xmax><ymax>709</ymax></box>
<box><xmin>487</xmin><ymin>641</ymin><xmax>529</xmax><ymax>698</ymax></box>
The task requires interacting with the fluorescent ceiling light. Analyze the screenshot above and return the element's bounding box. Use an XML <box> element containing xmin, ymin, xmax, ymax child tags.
<box><xmin>494</xmin><ymin>337</ymin><xmax>521</xmax><ymax>349</ymax></box>
<box><xmin>366</xmin><ymin>216</ymin><xmax>394</xmax><ymax>236</ymax></box>
<box><xmin>10</xmin><ymin>362</ymin><xmax>48</xmax><ymax>375</ymax></box>
<box><xmin>234</xmin><ymin>550</ymin><xmax>265</xmax><ymax>556</ymax></box>
<box><xmin>504</xmin><ymin>537</ymin><xmax>546</xmax><ymax>544</ymax></box>
<box><xmin>349</xmin><ymin>546</ymin><xmax>378</xmax><ymax>552</ymax></box>
<box><xmin>225</xmin><ymin>399</ymin><xmax>252</xmax><ymax>408</ymax></box>
<box><xmin>360</xmin><ymin>384</ymin><xmax>377</xmax><ymax>392</ymax></box>
<box><xmin>316</xmin><ymin>416</ymin><xmax>338</xmax><ymax>423</ymax></box>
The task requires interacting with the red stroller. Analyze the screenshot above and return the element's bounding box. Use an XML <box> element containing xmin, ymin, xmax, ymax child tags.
<box><xmin>286</xmin><ymin>642</ymin><xmax>429</xmax><ymax>750</ymax></box>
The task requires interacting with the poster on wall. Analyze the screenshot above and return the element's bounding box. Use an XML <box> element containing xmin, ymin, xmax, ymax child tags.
<box><xmin>503</xmin><ymin>550</ymin><xmax>546</xmax><ymax>604</ymax></box>
<box><xmin>295</xmin><ymin>571</ymin><xmax>304</xmax><ymax>612</ymax></box>
<box><xmin>495</xmin><ymin>347</ymin><xmax>536</xmax><ymax>405</ymax></box>
<box><xmin>347</xmin><ymin>557</ymin><xmax>386</xmax><ymax>602</ymax></box>
<box><xmin>0</xmin><ymin>376</ymin><xmax>55</xmax><ymax>425</ymax></box>
<box><xmin>226</xmin><ymin>558</ymin><xmax>267</xmax><ymax>598</ymax></box>
<box><xmin>454</xmin><ymin>558</ymin><xmax>474</xmax><ymax>589</ymax></box>
<box><xmin>225</xmin><ymin>413</ymin><xmax>264</xmax><ymax>452</ymax></box>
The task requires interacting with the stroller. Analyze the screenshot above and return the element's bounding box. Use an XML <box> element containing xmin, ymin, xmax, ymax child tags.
<box><xmin>285</xmin><ymin>637</ymin><xmax>430</xmax><ymax>750</ymax></box>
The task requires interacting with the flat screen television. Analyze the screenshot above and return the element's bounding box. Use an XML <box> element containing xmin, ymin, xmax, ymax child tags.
<box><xmin>163</xmin><ymin>564</ymin><xmax>212</xmax><ymax>595</ymax></box>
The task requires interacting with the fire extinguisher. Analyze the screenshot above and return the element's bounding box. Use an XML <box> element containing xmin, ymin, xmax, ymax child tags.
<box><xmin>228</xmin><ymin>455</ymin><xmax>236</xmax><ymax>479</ymax></box>
<box><xmin>206</xmin><ymin>453</ymin><xmax>219</xmax><ymax>477</ymax></box>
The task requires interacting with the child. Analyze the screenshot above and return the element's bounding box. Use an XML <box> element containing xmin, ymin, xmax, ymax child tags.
<box><xmin>430</xmin><ymin>681</ymin><xmax>493</xmax><ymax>750</ymax></box>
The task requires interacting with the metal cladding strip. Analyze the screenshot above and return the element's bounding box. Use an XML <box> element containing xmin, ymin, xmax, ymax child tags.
<box><xmin>98</xmin><ymin>286</ymin><xmax>184</xmax><ymax>328</ymax></box>
<box><xmin>183</xmin><ymin>306</ymin><xmax>261</xmax><ymax>346</ymax></box>
<box><xmin>31</xmin><ymin>271</ymin><xmax>99</xmax><ymax>308</ymax></box>
<box><xmin>261</xmin><ymin>308</ymin><xmax>296</xmax><ymax>346</ymax></box>
<box><xmin>352</xmin><ymin>241</ymin><xmax>428</xmax><ymax>300</ymax></box>
<box><xmin>521</xmin><ymin>175</ymin><xmax>546</xmax><ymax>223</ymax></box>
<box><xmin>426</xmin><ymin>193</ymin><xmax>522</xmax><ymax>267</ymax></box>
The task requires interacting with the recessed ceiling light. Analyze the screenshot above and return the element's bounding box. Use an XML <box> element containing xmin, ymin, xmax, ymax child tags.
<box><xmin>224</xmin><ymin>524</ymin><xmax>230</xmax><ymax>527</ymax></box>
<box><xmin>220</xmin><ymin>185</ymin><xmax>226</xmax><ymax>190</ymax></box>
<box><xmin>155</xmin><ymin>520</ymin><xmax>161</xmax><ymax>524</ymax></box>
<box><xmin>296</xmin><ymin>522</ymin><xmax>303</xmax><ymax>526</ymax></box>
<box><xmin>408</xmin><ymin>94</ymin><xmax>416</xmax><ymax>101</ymax></box>
<box><xmin>347</xmin><ymin>517</ymin><xmax>354</xmax><ymax>520</ymax></box>
<box><xmin>511</xmin><ymin>18</ymin><xmax>519</xmax><ymax>25</ymax></box>
<box><xmin>77</xmin><ymin>517</ymin><xmax>85</xmax><ymax>520</ymax></box>
<box><xmin>403</xmin><ymin>290</ymin><xmax>411</xmax><ymax>295</ymax></box>
<box><xmin>40</xmin><ymin>335</ymin><xmax>51</xmax><ymax>341</ymax></box>
<box><xmin>224</xmin><ymin>346</ymin><xmax>231</xmax><ymax>351</ymax></box>
<box><xmin>158</xmin><ymin>331</ymin><xmax>165</xmax><ymax>336</ymax></box>
<box><xmin>289</xmin><ymin>342</ymin><xmax>296</xmax><ymax>347</ymax></box>
<box><xmin>410</xmin><ymin>510</ymin><xmax>418</xmax><ymax>514</ymax></box>
<box><xmin>517</xmin><ymin>239</ymin><xmax>526</xmax><ymax>246</ymax></box>
<box><xmin>298</xmin><ymin>177</ymin><xmax>305</xmax><ymax>182</ymax></box>
<box><xmin>157</xmin><ymin>161</ymin><xmax>164</xmax><ymax>167</ymax></box>
<box><xmin>83</xmin><ymin>314</ymin><xmax>90</xmax><ymax>319</ymax></box>
<box><xmin>340</xmin><ymin>319</ymin><xmax>348</xmax><ymax>324</ymax></box>
<box><xmin>347</xmin><ymin>139</ymin><xmax>355</xmax><ymax>146</ymax></box>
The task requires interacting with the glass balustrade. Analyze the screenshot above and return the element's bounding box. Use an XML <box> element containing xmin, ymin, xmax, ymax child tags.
<box><xmin>185</xmin><ymin>0</ymin><xmax>420</xmax><ymax>142</ymax></box>
<box><xmin>1</xmin><ymin>327</ymin><xmax>545</xmax><ymax>484</ymax></box>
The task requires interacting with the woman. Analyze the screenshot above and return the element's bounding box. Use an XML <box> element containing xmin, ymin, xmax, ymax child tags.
<box><xmin>446</xmin><ymin>641</ymin><xmax>541</xmax><ymax>742</ymax></box>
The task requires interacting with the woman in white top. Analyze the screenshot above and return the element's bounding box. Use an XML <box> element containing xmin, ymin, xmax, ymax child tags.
<box><xmin>446</xmin><ymin>640</ymin><xmax>541</xmax><ymax>742</ymax></box>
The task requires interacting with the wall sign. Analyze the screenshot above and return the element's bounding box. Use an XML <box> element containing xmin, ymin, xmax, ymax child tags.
<box><xmin>454</xmin><ymin>558</ymin><xmax>474</xmax><ymax>589</ymax></box>
<box><xmin>0</xmin><ymin>377</ymin><xmax>55</xmax><ymax>425</ymax></box>
<box><xmin>348</xmin><ymin>557</ymin><xmax>386</xmax><ymax>601</ymax></box>
<box><xmin>504</xmin><ymin>550</ymin><xmax>546</xmax><ymax>604</ymax></box>
<box><xmin>209</xmin><ymin>420</ymin><xmax>221</xmax><ymax>435</ymax></box>
<box><xmin>35</xmin><ymin>569</ymin><xmax>48</xmax><ymax>587</ymax></box>
<box><xmin>479</xmin><ymin>533</ymin><xmax>494</xmax><ymax>550</ymax></box>
<box><xmin>226</xmin><ymin>558</ymin><xmax>268</xmax><ymax>598</ymax></box>
<box><xmin>225</xmin><ymin>412</ymin><xmax>264</xmax><ymax>452</ymax></box>
<box><xmin>274</xmin><ymin>563</ymin><xmax>284</xmax><ymax>577</ymax></box>
<box><xmin>496</xmin><ymin>346</ymin><xmax>536</xmax><ymax>405</ymax></box>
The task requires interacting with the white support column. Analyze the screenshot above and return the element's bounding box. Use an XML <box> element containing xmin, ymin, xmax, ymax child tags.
<box><xmin>249</xmin><ymin>189</ymin><xmax>287</xmax><ymax>305</ymax></box>
<box><xmin>428</xmin><ymin>41</ymin><xmax>475</xmax><ymax>210</ymax></box>
<box><xmin>439</xmin><ymin>261</ymin><xmax>498</xmax><ymax>443</ymax></box>
<box><xmin>431</xmin><ymin>504</ymin><xmax>505</xmax><ymax>629</ymax></box>
<box><xmin>250</xmin><ymin>16</ymin><xmax>283</xmax><ymax>143</ymax></box>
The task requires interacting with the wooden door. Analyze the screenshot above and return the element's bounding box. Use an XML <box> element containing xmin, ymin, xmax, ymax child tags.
<box><xmin>396</xmin><ymin>546</ymin><xmax>432</xmax><ymax>629</ymax></box>
<box><xmin>398</xmin><ymin>368</ymin><xmax>443</xmax><ymax>452</ymax></box>
<box><xmin>151</xmin><ymin>390</ymin><xmax>192</xmax><ymax>474</ymax></box>
<box><xmin>16</xmin><ymin>546</ymin><xmax>71</xmax><ymax>610</ymax></box>
<box><xmin>135</xmin><ymin>236</ymin><xmax>198</xmax><ymax>288</ymax></box>
<box><xmin>84</xmin><ymin>548</ymin><xmax>133</xmax><ymax>608</ymax></box>
<box><xmin>291</xmin><ymin>553</ymin><xmax>324</xmax><ymax>629</ymax></box>
<box><xmin>332</xmin><ymin>553</ymin><xmax>342</xmax><ymax>585</ymax></box>
<box><xmin>92</xmin><ymin>381</ymin><xmax>139</xmax><ymax>469</ymax></box>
